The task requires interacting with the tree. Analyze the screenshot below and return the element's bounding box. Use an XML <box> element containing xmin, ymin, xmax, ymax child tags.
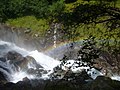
<box><xmin>50</xmin><ymin>0</ymin><xmax>120</xmax><ymax>81</ymax></box>
<box><xmin>51</xmin><ymin>36</ymin><xmax>101</xmax><ymax>81</ymax></box>
<box><xmin>0</xmin><ymin>0</ymin><xmax>65</xmax><ymax>21</ymax></box>
<box><xmin>57</xmin><ymin>0</ymin><xmax>120</xmax><ymax>51</ymax></box>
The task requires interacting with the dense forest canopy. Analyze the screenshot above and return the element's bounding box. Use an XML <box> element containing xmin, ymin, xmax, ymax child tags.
<box><xmin>0</xmin><ymin>0</ymin><xmax>65</xmax><ymax>21</ymax></box>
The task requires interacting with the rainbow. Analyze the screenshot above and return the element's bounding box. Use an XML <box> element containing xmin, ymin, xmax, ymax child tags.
<box><xmin>43</xmin><ymin>38</ymin><xmax>84</xmax><ymax>53</ymax></box>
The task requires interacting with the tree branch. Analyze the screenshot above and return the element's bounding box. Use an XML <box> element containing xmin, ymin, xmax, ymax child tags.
<box><xmin>94</xmin><ymin>18</ymin><xmax>117</xmax><ymax>24</ymax></box>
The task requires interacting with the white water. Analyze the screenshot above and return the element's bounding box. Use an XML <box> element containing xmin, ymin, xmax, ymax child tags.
<box><xmin>60</xmin><ymin>60</ymin><xmax>103</xmax><ymax>79</ymax></box>
<box><xmin>29</xmin><ymin>50</ymin><xmax>60</xmax><ymax>70</ymax></box>
<box><xmin>0</xmin><ymin>40</ymin><xmax>120</xmax><ymax>83</ymax></box>
<box><xmin>111</xmin><ymin>75</ymin><xmax>120</xmax><ymax>81</ymax></box>
<box><xmin>0</xmin><ymin>40</ymin><xmax>60</xmax><ymax>83</ymax></box>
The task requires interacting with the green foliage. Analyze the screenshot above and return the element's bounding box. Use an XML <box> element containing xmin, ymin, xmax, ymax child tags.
<box><xmin>65</xmin><ymin>0</ymin><xmax>77</xmax><ymax>4</ymax></box>
<box><xmin>6</xmin><ymin>16</ymin><xmax>50</xmax><ymax>36</ymax></box>
<box><xmin>24</xmin><ymin>0</ymin><xmax>49</xmax><ymax>18</ymax></box>
<box><xmin>0</xmin><ymin>0</ymin><xmax>65</xmax><ymax>22</ymax></box>
<box><xmin>3</xmin><ymin>0</ymin><xmax>65</xmax><ymax>36</ymax></box>
<box><xmin>57</xmin><ymin>0</ymin><xmax>120</xmax><ymax>50</ymax></box>
<box><xmin>77</xmin><ymin>36</ymin><xmax>100</xmax><ymax>64</ymax></box>
<box><xmin>1</xmin><ymin>0</ymin><xmax>120</xmax><ymax>51</ymax></box>
<box><xmin>49</xmin><ymin>0</ymin><xmax>65</xmax><ymax>17</ymax></box>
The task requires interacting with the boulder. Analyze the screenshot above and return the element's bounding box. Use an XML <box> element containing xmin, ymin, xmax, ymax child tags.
<box><xmin>89</xmin><ymin>76</ymin><xmax>120</xmax><ymax>90</ymax></box>
<box><xmin>5</xmin><ymin>51</ymin><xmax>23</xmax><ymax>63</ymax></box>
<box><xmin>0</xmin><ymin>57</ymin><xmax>6</xmax><ymax>62</ymax></box>
<box><xmin>0</xmin><ymin>71</ymin><xmax>8</xmax><ymax>84</ymax></box>
<box><xmin>27</xmin><ymin>68</ymin><xmax>42</xmax><ymax>77</ymax></box>
<box><xmin>25</xmin><ymin>56</ymin><xmax>43</xmax><ymax>69</ymax></box>
<box><xmin>44</xmin><ymin>80</ymin><xmax>75</xmax><ymax>90</ymax></box>
<box><xmin>93</xmin><ymin>51</ymin><xmax>120</xmax><ymax>76</ymax></box>
<box><xmin>5</xmin><ymin>51</ymin><xmax>43</xmax><ymax>71</ymax></box>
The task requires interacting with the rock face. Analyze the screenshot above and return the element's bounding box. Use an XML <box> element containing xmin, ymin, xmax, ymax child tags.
<box><xmin>89</xmin><ymin>76</ymin><xmax>120</xmax><ymax>90</ymax></box>
<box><xmin>0</xmin><ymin>23</ymin><xmax>45</xmax><ymax>51</ymax></box>
<box><xmin>5</xmin><ymin>50</ymin><xmax>43</xmax><ymax>71</ymax></box>
<box><xmin>93</xmin><ymin>51</ymin><xmax>120</xmax><ymax>76</ymax></box>
<box><xmin>0</xmin><ymin>71</ymin><xmax>7</xmax><ymax>84</ymax></box>
<box><xmin>0</xmin><ymin>75</ymin><xmax>120</xmax><ymax>90</ymax></box>
<box><xmin>0</xmin><ymin>23</ymin><xmax>64</xmax><ymax>51</ymax></box>
<box><xmin>0</xmin><ymin>50</ymin><xmax>48</xmax><ymax>84</ymax></box>
<box><xmin>47</xmin><ymin>76</ymin><xmax>120</xmax><ymax>90</ymax></box>
<box><xmin>6</xmin><ymin>51</ymin><xmax>24</xmax><ymax>62</ymax></box>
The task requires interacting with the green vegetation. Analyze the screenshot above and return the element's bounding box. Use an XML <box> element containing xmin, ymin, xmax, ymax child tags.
<box><xmin>0</xmin><ymin>0</ymin><xmax>65</xmax><ymax>36</ymax></box>
<box><xmin>0</xmin><ymin>1</ymin><xmax>120</xmax><ymax>88</ymax></box>
<box><xmin>6</xmin><ymin>16</ymin><xmax>50</xmax><ymax>36</ymax></box>
<box><xmin>61</xmin><ymin>0</ymin><xmax>120</xmax><ymax>49</ymax></box>
<box><xmin>0</xmin><ymin>0</ymin><xmax>64</xmax><ymax>20</ymax></box>
<box><xmin>0</xmin><ymin>0</ymin><xmax>120</xmax><ymax>48</ymax></box>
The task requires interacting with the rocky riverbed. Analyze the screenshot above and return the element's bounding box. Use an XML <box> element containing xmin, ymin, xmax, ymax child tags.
<box><xmin>0</xmin><ymin>74</ymin><xmax>120</xmax><ymax>90</ymax></box>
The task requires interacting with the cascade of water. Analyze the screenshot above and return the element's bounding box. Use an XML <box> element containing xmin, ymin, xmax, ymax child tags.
<box><xmin>0</xmin><ymin>40</ymin><xmax>60</xmax><ymax>83</ymax></box>
<box><xmin>0</xmin><ymin>40</ymin><xmax>120</xmax><ymax>83</ymax></box>
<box><xmin>53</xmin><ymin>25</ymin><xmax>57</xmax><ymax>48</ymax></box>
<box><xmin>28</xmin><ymin>50</ymin><xmax>60</xmax><ymax>70</ymax></box>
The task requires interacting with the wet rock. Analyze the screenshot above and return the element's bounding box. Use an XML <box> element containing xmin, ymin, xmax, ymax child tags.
<box><xmin>0</xmin><ymin>57</ymin><xmax>6</xmax><ymax>62</ymax></box>
<box><xmin>27</xmin><ymin>68</ymin><xmax>48</xmax><ymax>77</ymax></box>
<box><xmin>5</xmin><ymin>51</ymin><xmax>29</xmax><ymax>71</ymax></box>
<box><xmin>24</xmin><ymin>28</ymin><xmax>31</xmax><ymax>34</ymax></box>
<box><xmin>15</xmin><ymin>80</ymin><xmax>32</xmax><ymax>90</ymax></box>
<box><xmin>42</xmin><ymin>70</ymin><xmax>48</xmax><ymax>74</ymax></box>
<box><xmin>93</xmin><ymin>51</ymin><xmax>120</xmax><ymax>76</ymax></box>
<box><xmin>5</xmin><ymin>51</ymin><xmax>43</xmax><ymax>71</ymax></box>
<box><xmin>0</xmin><ymin>74</ymin><xmax>120</xmax><ymax>90</ymax></box>
<box><xmin>5</xmin><ymin>51</ymin><xmax>23</xmax><ymax>62</ymax></box>
<box><xmin>25</xmin><ymin>56</ymin><xmax>43</xmax><ymax>69</ymax></box>
<box><xmin>22</xmin><ymin>77</ymin><xmax>30</xmax><ymax>82</ymax></box>
<box><xmin>0</xmin><ymin>71</ymin><xmax>7</xmax><ymax>84</ymax></box>
<box><xmin>3</xmin><ymin>82</ymin><xmax>15</xmax><ymax>90</ymax></box>
<box><xmin>0</xmin><ymin>44</ymin><xmax>9</xmax><ymax>51</ymax></box>
<box><xmin>27</xmin><ymin>68</ymin><xmax>42</xmax><ymax>77</ymax></box>
<box><xmin>45</xmin><ymin>80</ymin><xmax>75</xmax><ymax>90</ymax></box>
<box><xmin>0</xmin><ymin>22</ymin><xmax>65</xmax><ymax>51</ymax></box>
<box><xmin>89</xmin><ymin>76</ymin><xmax>120</xmax><ymax>90</ymax></box>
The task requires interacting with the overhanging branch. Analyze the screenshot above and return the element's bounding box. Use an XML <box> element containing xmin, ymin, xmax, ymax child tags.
<box><xmin>94</xmin><ymin>18</ymin><xmax>117</xmax><ymax>24</ymax></box>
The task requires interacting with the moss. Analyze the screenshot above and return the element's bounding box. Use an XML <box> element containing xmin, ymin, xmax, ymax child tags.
<box><xmin>6</xmin><ymin>16</ymin><xmax>50</xmax><ymax>37</ymax></box>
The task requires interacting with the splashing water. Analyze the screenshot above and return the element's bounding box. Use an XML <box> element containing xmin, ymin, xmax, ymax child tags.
<box><xmin>29</xmin><ymin>50</ymin><xmax>60</xmax><ymax>70</ymax></box>
<box><xmin>111</xmin><ymin>75</ymin><xmax>120</xmax><ymax>81</ymax></box>
<box><xmin>0</xmin><ymin>40</ymin><xmax>60</xmax><ymax>83</ymax></box>
<box><xmin>0</xmin><ymin>40</ymin><xmax>120</xmax><ymax>83</ymax></box>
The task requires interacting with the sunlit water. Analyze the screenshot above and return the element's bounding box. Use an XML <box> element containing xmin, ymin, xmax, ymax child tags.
<box><xmin>0</xmin><ymin>40</ymin><xmax>120</xmax><ymax>83</ymax></box>
<box><xmin>0</xmin><ymin>40</ymin><xmax>60</xmax><ymax>83</ymax></box>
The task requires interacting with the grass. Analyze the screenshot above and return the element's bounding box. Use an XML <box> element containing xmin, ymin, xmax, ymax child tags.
<box><xmin>6</xmin><ymin>16</ymin><xmax>50</xmax><ymax>37</ymax></box>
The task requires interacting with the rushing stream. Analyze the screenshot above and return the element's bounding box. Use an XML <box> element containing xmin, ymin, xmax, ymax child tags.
<box><xmin>0</xmin><ymin>40</ymin><xmax>120</xmax><ymax>83</ymax></box>
<box><xmin>0</xmin><ymin>40</ymin><xmax>60</xmax><ymax>83</ymax></box>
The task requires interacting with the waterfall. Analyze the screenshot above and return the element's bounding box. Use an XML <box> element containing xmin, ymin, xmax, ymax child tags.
<box><xmin>0</xmin><ymin>40</ymin><xmax>120</xmax><ymax>83</ymax></box>
<box><xmin>53</xmin><ymin>24</ymin><xmax>57</xmax><ymax>48</ymax></box>
<box><xmin>0</xmin><ymin>40</ymin><xmax>60</xmax><ymax>83</ymax></box>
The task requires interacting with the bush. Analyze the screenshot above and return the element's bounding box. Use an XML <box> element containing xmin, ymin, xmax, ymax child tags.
<box><xmin>0</xmin><ymin>0</ymin><xmax>65</xmax><ymax>22</ymax></box>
